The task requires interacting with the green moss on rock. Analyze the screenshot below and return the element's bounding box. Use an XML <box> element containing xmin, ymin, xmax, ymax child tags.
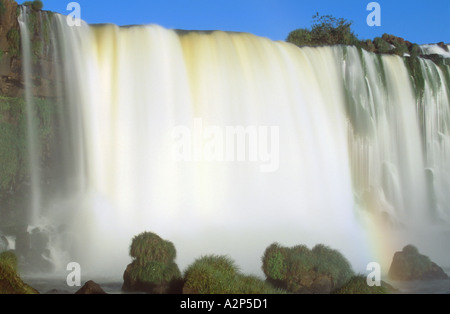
<box><xmin>0</xmin><ymin>97</ymin><xmax>28</xmax><ymax>192</ymax></box>
<box><xmin>6</xmin><ymin>28</ymin><xmax>20</xmax><ymax>58</ymax></box>
<box><xmin>183</xmin><ymin>255</ymin><xmax>284</xmax><ymax>294</ymax></box>
<box><xmin>0</xmin><ymin>96</ymin><xmax>56</xmax><ymax>194</ymax></box>
<box><xmin>262</xmin><ymin>242</ymin><xmax>354</xmax><ymax>294</ymax></box>
<box><xmin>312</xmin><ymin>244</ymin><xmax>354</xmax><ymax>288</ymax></box>
<box><xmin>122</xmin><ymin>231</ymin><xmax>182</xmax><ymax>293</ymax></box>
<box><xmin>332</xmin><ymin>275</ymin><xmax>389</xmax><ymax>294</ymax></box>
<box><xmin>261</xmin><ymin>243</ymin><xmax>288</xmax><ymax>281</ymax></box>
<box><xmin>0</xmin><ymin>251</ymin><xmax>39</xmax><ymax>294</ymax></box>
<box><xmin>129</xmin><ymin>231</ymin><xmax>177</xmax><ymax>265</ymax></box>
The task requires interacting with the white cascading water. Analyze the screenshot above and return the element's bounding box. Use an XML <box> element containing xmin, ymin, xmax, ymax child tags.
<box><xmin>421</xmin><ymin>44</ymin><xmax>450</xmax><ymax>58</ymax></box>
<box><xmin>20</xmin><ymin>12</ymin><xmax>450</xmax><ymax>278</ymax></box>
<box><xmin>18</xmin><ymin>6</ymin><xmax>41</xmax><ymax>226</ymax></box>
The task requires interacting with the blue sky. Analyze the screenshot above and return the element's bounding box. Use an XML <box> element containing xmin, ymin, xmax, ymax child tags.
<box><xmin>36</xmin><ymin>0</ymin><xmax>449</xmax><ymax>44</ymax></box>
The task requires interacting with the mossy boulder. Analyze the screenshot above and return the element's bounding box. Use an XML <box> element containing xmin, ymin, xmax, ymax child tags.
<box><xmin>366</xmin><ymin>33</ymin><xmax>412</xmax><ymax>56</ymax></box>
<box><xmin>388</xmin><ymin>245</ymin><xmax>449</xmax><ymax>281</ymax></box>
<box><xmin>122</xmin><ymin>231</ymin><xmax>182</xmax><ymax>294</ymax></box>
<box><xmin>262</xmin><ymin>243</ymin><xmax>354</xmax><ymax>294</ymax></box>
<box><xmin>0</xmin><ymin>251</ymin><xmax>39</xmax><ymax>294</ymax></box>
<box><xmin>183</xmin><ymin>255</ymin><xmax>284</xmax><ymax>294</ymax></box>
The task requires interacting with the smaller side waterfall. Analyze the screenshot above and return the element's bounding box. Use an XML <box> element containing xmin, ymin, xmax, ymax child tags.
<box><xmin>18</xmin><ymin>6</ymin><xmax>41</xmax><ymax>226</ymax></box>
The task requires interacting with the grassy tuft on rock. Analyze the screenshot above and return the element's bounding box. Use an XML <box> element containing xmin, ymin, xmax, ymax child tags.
<box><xmin>262</xmin><ymin>242</ymin><xmax>354</xmax><ymax>293</ymax></box>
<box><xmin>0</xmin><ymin>251</ymin><xmax>39</xmax><ymax>294</ymax></box>
<box><xmin>311</xmin><ymin>244</ymin><xmax>354</xmax><ymax>288</ymax></box>
<box><xmin>123</xmin><ymin>231</ymin><xmax>182</xmax><ymax>293</ymax></box>
<box><xmin>332</xmin><ymin>275</ymin><xmax>388</xmax><ymax>294</ymax></box>
<box><xmin>184</xmin><ymin>255</ymin><xmax>284</xmax><ymax>294</ymax></box>
<box><xmin>129</xmin><ymin>231</ymin><xmax>177</xmax><ymax>265</ymax></box>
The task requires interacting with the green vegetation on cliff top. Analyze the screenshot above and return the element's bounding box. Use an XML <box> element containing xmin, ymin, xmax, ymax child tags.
<box><xmin>287</xmin><ymin>14</ymin><xmax>447</xmax><ymax>58</ymax></box>
<box><xmin>22</xmin><ymin>0</ymin><xmax>43</xmax><ymax>11</ymax></box>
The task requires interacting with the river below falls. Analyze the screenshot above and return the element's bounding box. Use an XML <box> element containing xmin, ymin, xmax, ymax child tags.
<box><xmin>22</xmin><ymin>271</ymin><xmax>450</xmax><ymax>294</ymax></box>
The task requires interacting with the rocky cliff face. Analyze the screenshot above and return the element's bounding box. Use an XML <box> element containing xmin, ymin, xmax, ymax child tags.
<box><xmin>0</xmin><ymin>0</ymin><xmax>57</xmax><ymax>98</ymax></box>
<box><xmin>0</xmin><ymin>1</ymin><xmax>58</xmax><ymax>273</ymax></box>
<box><xmin>0</xmin><ymin>0</ymin><xmax>22</xmax><ymax>97</ymax></box>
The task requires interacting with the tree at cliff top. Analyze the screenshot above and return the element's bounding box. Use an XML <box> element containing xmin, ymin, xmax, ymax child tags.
<box><xmin>22</xmin><ymin>0</ymin><xmax>43</xmax><ymax>11</ymax></box>
<box><xmin>287</xmin><ymin>14</ymin><xmax>424</xmax><ymax>57</ymax></box>
<box><xmin>287</xmin><ymin>13</ymin><xmax>359</xmax><ymax>47</ymax></box>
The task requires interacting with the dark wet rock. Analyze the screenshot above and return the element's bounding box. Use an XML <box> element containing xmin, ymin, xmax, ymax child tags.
<box><xmin>0</xmin><ymin>235</ymin><xmax>8</xmax><ymax>253</ymax></box>
<box><xmin>388</xmin><ymin>245</ymin><xmax>449</xmax><ymax>281</ymax></box>
<box><xmin>15</xmin><ymin>227</ymin><xmax>54</xmax><ymax>273</ymax></box>
<box><xmin>437</xmin><ymin>42</ymin><xmax>449</xmax><ymax>52</ymax></box>
<box><xmin>44</xmin><ymin>288</ymin><xmax>72</xmax><ymax>294</ymax></box>
<box><xmin>310</xmin><ymin>275</ymin><xmax>333</xmax><ymax>294</ymax></box>
<box><xmin>75</xmin><ymin>280</ymin><xmax>107</xmax><ymax>294</ymax></box>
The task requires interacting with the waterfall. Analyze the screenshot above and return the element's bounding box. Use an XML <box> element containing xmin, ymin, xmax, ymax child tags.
<box><xmin>18</xmin><ymin>6</ymin><xmax>41</xmax><ymax>226</ymax></box>
<box><xmin>18</xmin><ymin>12</ymin><xmax>450</xmax><ymax>278</ymax></box>
<box><xmin>418</xmin><ymin>57</ymin><xmax>450</xmax><ymax>221</ymax></box>
<box><xmin>420</xmin><ymin>44</ymin><xmax>450</xmax><ymax>58</ymax></box>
